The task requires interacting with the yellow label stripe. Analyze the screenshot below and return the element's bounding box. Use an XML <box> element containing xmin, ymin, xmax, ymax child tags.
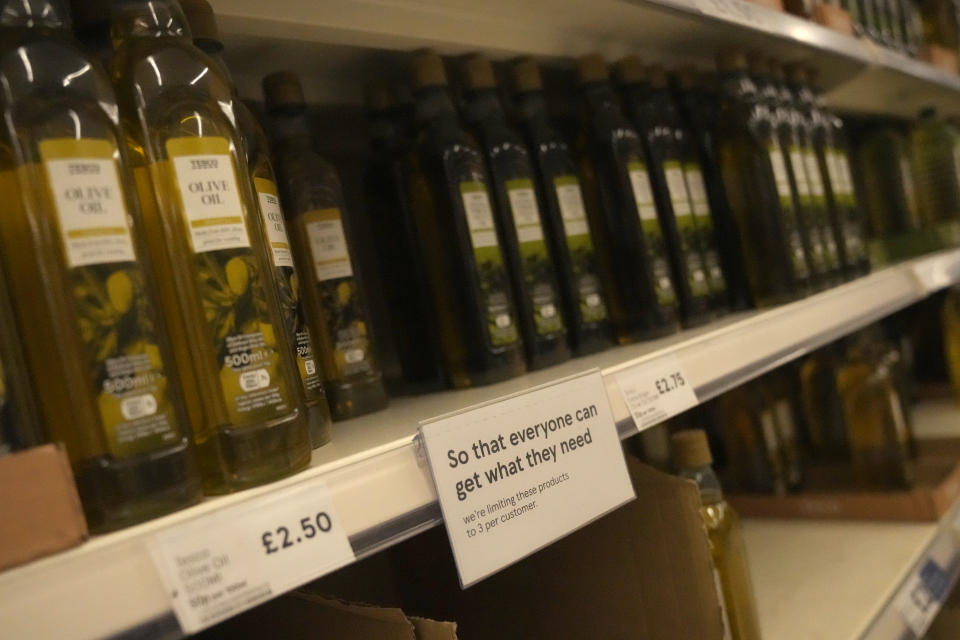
<box><xmin>191</xmin><ymin>216</ymin><xmax>243</xmax><ymax>228</ymax></box>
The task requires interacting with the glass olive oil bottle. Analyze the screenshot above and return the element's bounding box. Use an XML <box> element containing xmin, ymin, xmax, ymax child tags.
<box><xmin>672</xmin><ymin>68</ymin><xmax>749</xmax><ymax>311</ymax></box>
<box><xmin>910</xmin><ymin>107</ymin><xmax>960</xmax><ymax>228</ymax></box>
<box><xmin>364</xmin><ymin>85</ymin><xmax>445</xmax><ymax>391</ymax></box>
<box><xmin>182</xmin><ymin>0</ymin><xmax>333</xmax><ymax>447</ymax></box>
<box><xmin>943</xmin><ymin>287</ymin><xmax>960</xmax><ymax>404</ymax></box>
<box><xmin>112</xmin><ymin>0</ymin><xmax>310</xmax><ymax>493</ymax></box>
<box><xmin>262</xmin><ymin>72</ymin><xmax>388</xmax><ymax>419</ymax></box>
<box><xmin>0</xmin><ymin>0</ymin><xmax>201</xmax><ymax>528</ymax></box>
<box><xmin>714</xmin><ymin>51</ymin><xmax>803</xmax><ymax>307</ymax></box>
<box><xmin>459</xmin><ymin>54</ymin><xmax>569</xmax><ymax>370</ymax></box>
<box><xmin>856</xmin><ymin>123</ymin><xmax>922</xmax><ymax>239</ymax></box>
<box><xmin>715</xmin><ymin>382</ymin><xmax>787</xmax><ymax>495</ymax></box>
<box><xmin>574</xmin><ymin>53</ymin><xmax>679</xmax><ymax>341</ymax></box>
<box><xmin>509</xmin><ymin>58</ymin><xmax>612</xmax><ymax>356</ymax></box>
<box><xmin>405</xmin><ymin>51</ymin><xmax>525</xmax><ymax>387</ymax></box>
<box><xmin>798</xmin><ymin>345</ymin><xmax>849</xmax><ymax>460</ymax></box>
<box><xmin>671</xmin><ymin>429</ymin><xmax>763</xmax><ymax>640</ymax></box>
<box><xmin>0</xmin><ymin>265</ymin><xmax>41</xmax><ymax>455</ymax></box>
<box><xmin>616</xmin><ymin>59</ymin><xmax>713</xmax><ymax>327</ymax></box>
<box><xmin>836</xmin><ymin>332</ymin><xmax>913</xmax><ymax>490</ymax></box>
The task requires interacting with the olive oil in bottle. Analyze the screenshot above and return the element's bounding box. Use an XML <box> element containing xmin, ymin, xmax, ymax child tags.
<box><xmin>616</xmin><ymin>59</ymin><xmax>713</xmax><ymax>326</ymax></box>
<box><xmin>943</xmin><ymin>287</ymin><xmax>960</xmax><ymax>404</ymax></box>
<box><xmin>364</xmin><ymin>85</ymin><xmax>445</xmax><ymax>391</ymax></box>
<box><xmin>715</xmin><ymin>382</ymin><xmax>787</xmax><ymax>495</ymax></box>
<box><xmin>671</xmin><ymin>429</ymin><xmax>763</xmax><ymax>640</ymax></box>
<box><xmin>182</xmin><ymin>0</ymin><xmax>332</xmax><ymax>447</ymax></box>
<box><xmin>910</xmin><ymin>107</ymin><xmax>960</xmax><ymax>228</ymax></box>
<box><xmin>459</xmin><ymin>54</ymin><xmax>569</xmax><ymax>370</ymax></box>
<box><xmin>112</xmin><ymin>0</ymin><xmax>311</xmax><ymax>493</ymax></box>
<box><xmin>509</xmin><ymin>59</ymin><xmax>612</xmax><ymax>356</ymax></box>
<box><xmin>836</xmin><ymin>332</ymin><xmax>914</xmax><ymax>489</ymax></box>
<box><xmin>0</xmin><ymin>256</ymin><xmax>42</xmax><ymax>455</ymax></box>
<box><xmin>574</xmin><ymin>53</ymin><xmax>679</xmax><ymax>341</ymax></box>
<box><xmin>798</xmin><ymin>346</ymin><xmax>850</xmax><ymax>460</ymax></box>
<box><xmin>856</xmin><ymin>123</ymin><xmax>921</xmax><ymax>239</ymax></box>
<box><xmin>262</xmin><ymin>72</ymin><xmax>388</xmax><ymax>419</ymax></box>
<box><xmin>405</xmin><ymin>51</ymin><xmax>526</xmax><ymax>387</ymax></box>
<box><xmin>714</xmin><ymin>51</ymin><xmax>803</xmax><ymax>306</ymax></box>
<box><xmin>0</xmin><ymin>0</ymin><xmax>201</xmax><ymax>528</ymax></box>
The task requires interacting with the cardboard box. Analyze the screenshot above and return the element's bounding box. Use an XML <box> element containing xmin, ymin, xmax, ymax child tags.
<box><xmin>199</xmin><ymin>592</ymin><xmax>458</xmax><ymax>639</ymax></box>
<box><xmin>391</xmin><ymin>457</ymin><xmax>726</xmax><ymax>640</ymax></box>
<box><xmin>0</xmin><ymin>444</ymin><xmax>87</xmax><ymax>571</ymax></box>
<box><xmin>729</xmin><ymin>454</ymin><xmax>960</xmax><ymax>521</ymax></box>
<box><xmin>812</xmin><ymin>3</ymin><xmax>854</xmax><ymax>35</ymax></box>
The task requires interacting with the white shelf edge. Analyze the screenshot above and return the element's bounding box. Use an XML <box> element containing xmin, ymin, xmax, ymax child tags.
<box><xmin>1</xmin><ymin>249</ymin><xmax>958</xmax><ymax>640</ymax></box>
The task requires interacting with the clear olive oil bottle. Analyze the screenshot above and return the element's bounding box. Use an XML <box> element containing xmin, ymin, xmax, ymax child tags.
<box><xmin>0</xmin><ymin>0</ymin><xmax>201</xmax><ymax>528</ymax></box>
<box><xmin>459</xmin><ymin>54</ymin><xmax>569</xmax><ymax>370</ymax></box>
<box><xmin>405</xmin><ymin>51</ymin><xmax>526</xmax><ymax>387</ymax></box>
<box><xmin>671</xmin><ymin>429</ymin><xmax>762</xmax><ymax>640</ymax></box>
<box><xmin>262</xmin><ymin>72</ymin><xmax>388</xmax><ymax>419</ymax></box>
<box><xmin>112</xmin><ymin>0</ymin><xmax>311</xmax><ymax>493</ymax></box>
<box><xmin>574</xmin><ymin>53</ymin><xmax>679</xmax><ymax>341</ymax></box>
<box><xmin>509</xmin><ymin>59</ymin><xmax>612</xmax><ymax>356</ymax></box>
<box><xmin>714</xmin><ymin>52</ymin><xmax>803</xmax><ymax>307</ymax></box>
<box><xmin>616</xmin><ymin>59</ymin><xmax>713</xmax><ymax>326</ymax></box>
<box><xmin>364</xmin><ymin>85</ymin><xmax>445</xmax><ymax>391</ymax></box>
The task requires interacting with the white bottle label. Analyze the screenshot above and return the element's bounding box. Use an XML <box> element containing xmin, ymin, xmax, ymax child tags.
<box><xmin>628</xmin><ymin>162</ymin><xmax>658</xmax><ymax>220</ymax></box>
<box><xmin>507</xmin><ymin>184</ymin><xmax>544</xmax><ymax>244</ymax></box>
<box><xmin>256</xmin><ymin>184</ymin><xmax>295</xmax><ymax>269</ymax></box>
<box><xmin>664</xmin><ymin>163</ymin><xmax>692</xmax><ymax>216</ymax></box>
<box><xmin>305</xmin><ymin>209</ymin><xmax>354</xmax><ymax>281</ymax></box>
<box><xmin>769</xmin><ymin>146</ymin><xmax>791</xmax><ymax>198</ymax></box>
<box><xmin>683</xmin><ymin>166</ymin><xmax>711</xmax><ymax>218</ymax></box>
<box><xmin>555</xmin><ymin>179</ymin><xmax>590</xmax><ymax>238</ymax></box>
<box><xmin>789</xmin><ymin>148</ymin><xmax>811</xmax><ymax>198</ymax></box>
<box><xmin>461</xmin><ymin>183</ymin><xmax>499</xmax><ymax>249</ymax></box>
<box><xmin>44</xmin><ymin>146</ymin><xmax>136</xmax><ymax>268</ymax></box>
<box><xmin>804</xmin><ymin>151</ymin><xmax>825</xmax><ymax>197</ymax></box>
<box><xmin>170</xmin><ymin>150</ymin><xmax>251</xmax><ymax>253</ymax></box>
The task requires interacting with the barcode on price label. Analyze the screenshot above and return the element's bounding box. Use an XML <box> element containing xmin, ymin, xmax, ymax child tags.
<box><xmin>147</xmin><ymin>481</ymin><xmax>355</xmax><ymax>633</ymax></box>
<box><xmin>615</xmin><ymin>355</ymin><xmax>698</xmax><ymax>430</ymax></box>
<box><xmin>894</xmin><ymin>558</ymin><xmax>950</xmax><ymax>636</ymax></box>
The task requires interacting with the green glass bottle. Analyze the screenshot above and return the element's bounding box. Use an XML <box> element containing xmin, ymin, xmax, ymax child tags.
<box><xmin>617</xmin><ymin>59</ymin><xmax>714</xmax><ymax>326</ymax></box>
<box><xmin>714</xmin><ymin>52</ymin><xmax>803</xmax><ymax>307</ymax></box>
<box><xmin>112</xmin><ymin>0</ymin><xmax>310</xmax><ymax>493</ymax></box>
<box><xmin>672</xmin><ymin>68</ymin><xmax>749</xmax><ymax>311</ymax></box>
<box><xmin>459</xmin><ymin>55</ymin><xmax>569</xmax><ymax>370</ymax></box>
<box><xmin>363</xmin><ymin>85</ymin><xmax>445</xmax><ymax>391</ymax></box>
<box><xmin>0</xmin><ymin>0</ymin><xmax>202</xmax><ymax>528</ymax></box>
<box><xmin>715</xmin><ymin>382</ymin><xmax>787</xmax><ymax>495</ymax></box>
<box><xmin>910</xmin><ymin>107</ymin><xmax>960</xmax><ymax>229</ymax></box>
<box><xmin>798</xmin><ymin>346</ymin><xmax>850</xmax><ymax>461</ymax></box>
<box><xmin>508</xmin><ymin>59</ymin><xmax>612</xmax><ymax>356</ymax></box>
<box><xmin>856</xmin><ymin>123</ymin><xmax>922</xmax><ymax>240</ymax></box>
<box><xmin>405</xmin><ymin>51</ymin><xmax>525</xmax><ymax>387</ymax></box>
<box><xmin>262</xmin><ymin>72</ymin><xmax>388</xmax><ymax>419</ymax></box>
<box><xmin>574</xmin><ymin>53</ymin><xmax>679</xmax><ymax>341</ymax></box>
<box><xmin>182</xmin><ymin>0</ymin><xmax>333</xmax><ymax>447</ymax></box>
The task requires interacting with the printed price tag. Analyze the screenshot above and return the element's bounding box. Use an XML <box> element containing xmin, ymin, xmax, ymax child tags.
<box><xmin>418</xmin><ymin>370</ymin><xmax>634</xmax><ymax>588</ymax></box>
<box><xmin>148</xmin><ymin>481</ymin><xmax>355</xmax><ymax>633</ymax></box>
<box><xmin>693</xmin><ymin>0</ymin><xmax>773</xmax><ymax>29</ymax></box>
<box><xmin>615</xmin><ymin>355</ymin><xmax>698</xmax><ymax>430</ymax></box>
<box><xmin>894</xmin><ymin>558</ymin><xmax>950</xmax><ymax>636</ymax></box>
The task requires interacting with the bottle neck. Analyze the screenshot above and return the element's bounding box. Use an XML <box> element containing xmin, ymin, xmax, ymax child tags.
<box><xmin>0</xmin><ymin>0</ymin><xmax>70</xmax><ymax>29</ymax></box>
<box><xmin>462</xmin><ymin>87</ymin><xmax>507</xmax><ymax>126</ymax></box>
<box><xmin>678</xmin><ymin>464</ymin><xmax>724</xmax><ymax>505</ymax></box>
<box><xmin>414</xmin><ymin>84</ymin><xmax>458</xmax><ymax>127</ymax></box>
<box><xmin>267</xmin><ymin>108</ymin><xmax>312</xmax><ymax>149</ymax></box>
<box><xmin>580</xmin><ymin>80</ymin><xmax>620</xmax><ymax>116</ymax></box>
<box><xmin>719</xmin><ymin>69</ymin><xmax>757</xmax><ymax>102</ymax></box>
<box><xmin>111</xmin><ymin>0</ymin><xmax>190</xmax><ymax>47</ymax></box>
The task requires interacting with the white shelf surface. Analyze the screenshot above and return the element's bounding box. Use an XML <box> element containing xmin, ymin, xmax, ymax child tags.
<box><xmin>211</xmin><ymin>0</ymin><xmax>960</xmax><ymax>117</ymax></box>
<box><xmin>1</xmin><ymin>250</ymin><xmax>959</xmax><ymax>640</ymax></box>
<box><xmin>746</xmin><ymin>400</ymin><xmax>960</xmax><ymax>640</ymax></box>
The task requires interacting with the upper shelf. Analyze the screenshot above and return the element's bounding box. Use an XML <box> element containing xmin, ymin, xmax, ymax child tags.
<box><xmin>210</xmin><ymin>0</ymin><xmax>960</xmax><ymax>117</ymax></box>
<box><xmin>2</xmin><ymin>249</ymin><xmax>958</xmax><ymax>640</ymax></box>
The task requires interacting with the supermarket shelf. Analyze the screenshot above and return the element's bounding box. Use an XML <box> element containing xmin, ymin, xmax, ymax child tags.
<box><xmin>210</xmin><ymin>0</ymin><xmax>960</xmax><ymax>116</ymax></box>
<box><xmin>1</xmin><ymin>250</ymin><xmax>958</xmax><ymax>640</ymax></box>
<box><xmin>746</xmin><ymin>400</ymin><xmax>960</xmax><ymax>640</ymax></box>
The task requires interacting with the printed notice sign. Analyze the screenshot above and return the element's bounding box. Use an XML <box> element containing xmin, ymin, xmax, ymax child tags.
<box><xmin>615</xmin><ymin>355</ymin><xmax>698</xmax><ymax>430</ymax></box>
<box><xmin>894</xmin><ymin>558</ymin><xmax>951</xmax><ymax>636</ymax></box>
<box><xmin>148</xmin><ymin>481</ymin><xmax>355</xmax><ymax>633</ymax></box>
<box><xmin>418</xmin><ymin>370</ymin><xmax>635</xmax><ymax>587</ymax></box>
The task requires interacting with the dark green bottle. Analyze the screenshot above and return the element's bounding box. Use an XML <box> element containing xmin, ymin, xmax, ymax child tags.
<box><xmin>459</xmin><ymin>54</ymin><xmax>569</xmax><ymax>370</ymax></box>
<box><xmin>574</xmin><ymin>53</ymin><xmax>679</xmax><ymax>341</ymax></box>
<box><xmin>714</xmin><ymin>52</ymin><xmax>803</xmax><ymax>307</ymax></box>
<box><xmin>616</xmin><ymin>58</ymin><xmax>713</xmax><ymax>327</ymax></box>
<box><xmin>405</xmin><ymin>51</ymin><xmax>526</xmax><ymax>387</ymax></box>
<box><xmin>263</xmin><ymin>72</ymin><xmax>388</xmax><ymax>420</ymax></box>
<box><xmin>910</xmin><ymin>107</ymin><xmax>960</xmax><ymax>231</ymax></box>
<box><xmin>798</xmin><ymin>67</ymin><xmax>871</xmax><ymax>276</ymax></box>
<box><xmin>508</xmin><ymin>58</ymin><xmax>612</xmax><ymax>356</ymax></box>
<box><xmin>856</xmin><ymin>123</ymin><xmax>922</xmax><ymax>238</ymax></box>
<box><xmin>672</xmin><ymin>68</ymin><xmax>750</xmax><ymax>311</ymax></box>
<box><xmin>363</xmin><ymin>86</ymin><xmax>445</xmax><ymax>391</ymax></box>
<box><xmin>773</xmin><ymin>61</ymin><xmax>844</xmax><ymax>284</ymax></box>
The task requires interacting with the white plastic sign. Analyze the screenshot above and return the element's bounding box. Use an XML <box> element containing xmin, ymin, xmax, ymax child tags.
<box><xmin>615</xmin><ymin>355</ymin><xmax>699</xmax><ymax>430</ymax></box>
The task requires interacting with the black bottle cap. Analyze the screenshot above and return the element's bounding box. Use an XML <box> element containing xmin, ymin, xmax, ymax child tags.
<box><xmin>179</xmin><ymin>0</ymin><xmax>222</xmax><ymax>53</ymax></box>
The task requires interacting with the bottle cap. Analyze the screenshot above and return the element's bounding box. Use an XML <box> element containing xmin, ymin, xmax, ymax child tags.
<box><xmin>462</xmin><ymin>53</ymin><xmax>497</xmax><ymax>90</ymax></box>
<box><xmin>746</xmin><ymin>51</ymin><xmax>769</xmax><ymax>76</ymax></box>
<box><xmin>647</xmin><ymin>64</ymin><xmax>668</xmax><ymax>89</ymax></box>
<box><xmin>716</xmin><ymin>50</ymin><xmax>748</xmax><ymax>72</ymax></box>
<box><xmin>768</xmin><ymin>59</ymin><xmax>786</xmax><ymax>82</ymax></box>
<box><xmin>805</xmin><ymin>66</ymin><xmax>821</xmax><ymax>90</ymax></box>
<box><xmin>179</xmin><ymin>0</ymin><xmax>222</xmax><ymax>52</ymax></box>
<box><xmin>672</xmin><ymin>66</ymin><xmax>698</xmax><ymax>90</ymax></box>
<box><xmin>364</xmin><ymin>84</ymin><xmax>395</xmax><ymax>112</ymax></box>
<box><xmin>614</xmin><ymin>55</ymin><xmax>646</xmax><ymax>85</ymax></box>
<box><xmin>576</xmin><ymin>53</ymin><xmax>609</xmax><ymax>83</ymax></box>
<box><xmin>784</xmin><ymin>62</ymin><xmax>807</xmax><ymax>85</ymax></box>
<box><xmin>670</xmin><ymin>429</ymin><xmax>713</xmax><ymax>469</ymax></box>
<box><xmin>510</xmin><ymin>58</ymin><xmax>543</xmax><ymax>92</ymax></box>
<box><xmin>262</xmin><ymin>71</ymin><xmax>305</xmax><ymax>112</ymax></box>
<box><xmin>411</xmin><ymin>50</ymin><xmax>449</xmax><ymax>89</ymax></box>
